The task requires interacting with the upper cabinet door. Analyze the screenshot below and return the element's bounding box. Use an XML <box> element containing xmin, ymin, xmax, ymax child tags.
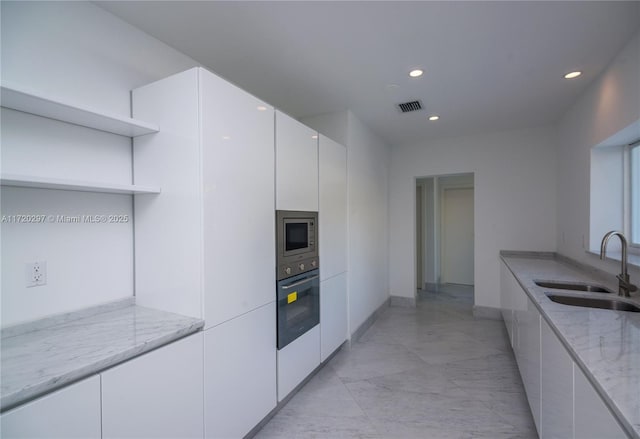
<box><xmin>319</xmin><ymin>134</ymin><xmax>347</xmax><ymax>281</ymax></box>
<box><xmin>275</xmin><ymin>110</ymin><xmax>318</xmax><ymax>211</ymax></box>
<box><xmin>200</xmin><ymin>69</ymin><xmax>276</xmax><ymax>328</ymax></box>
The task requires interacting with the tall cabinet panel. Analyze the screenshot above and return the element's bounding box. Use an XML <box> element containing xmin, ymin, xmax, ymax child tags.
<box><xmin>318</xmin><ymin>134</ymin><xmax>348</xmax><ymax>361</ymax></box>
<box><xmin>275</xmin><ymin>110</ymin><xmax>318</xmax><ymax>211</ymax></box>
<box><xmin>319</xmin><ymin>134</ymin><xmax>347</xmax><ymax>281</ymax></box>
<box><xmin>132</xmin><ymin>69</ymin><xmax>203</xmax><ymax>319</ymax></box>
<box><xmin>200</xmin><ymin>69</ymin><xmax>275</xmax><ymax>328</ymax></box>
<box><xmin>133</xmin><ymin>67</ymin><xmax>277</xmax><ymax>438</ymax></box>
<box><xmin>133</xmin><ymin>67</ymin><xmax>275</xmax><ymax>328</ymax></box>
<box><xmin>204</xmin><ymin>303</ymin><xmax>277</xmax><ymax>439</ymax></box>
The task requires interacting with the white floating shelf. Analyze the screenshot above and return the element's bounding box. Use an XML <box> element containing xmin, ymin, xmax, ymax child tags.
<box><xmin>0</xmin><ymin>84</ymin><xmax>159</xmax><ymax>137</ymax></box>
<box><xmin>1</xmin><ymin>174</ymin><xmax>161</xmax><ymax>195</ymax></box>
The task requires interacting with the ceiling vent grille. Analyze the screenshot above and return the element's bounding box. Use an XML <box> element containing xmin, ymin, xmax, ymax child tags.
<box><xmin>397</xmin><ymin>100</ymin><xmax>423</xmax><ymax>113</ymax></box>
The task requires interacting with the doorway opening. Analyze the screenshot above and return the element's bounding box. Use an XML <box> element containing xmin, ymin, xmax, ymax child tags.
<box><xmin>416</xmin><ymin>173</ymin><xmax>474</xmax><ymax>302</ymax></box>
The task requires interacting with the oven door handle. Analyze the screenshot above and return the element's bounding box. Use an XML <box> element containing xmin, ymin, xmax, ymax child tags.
<box><xmin>281</xmin><ymin>275</ymin><xmax>319</xmax><ymax>290</ymax></box>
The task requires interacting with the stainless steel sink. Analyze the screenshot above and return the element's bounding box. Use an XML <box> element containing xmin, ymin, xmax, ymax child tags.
<box><xmin>546</xmin><ymin>293</ymin><xmax>640</xmax><ymax>312</ymax></box>
<box><xmin>534</xmin><ymin>280</ymin><xmax>612</xmax><ymax>294</ymax></box>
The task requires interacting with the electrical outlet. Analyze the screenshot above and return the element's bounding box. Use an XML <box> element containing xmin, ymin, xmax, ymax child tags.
<box><xmin>25</xmin><ymin>261</ymin><xmax>47</xmax><ymax>288</ymax></box>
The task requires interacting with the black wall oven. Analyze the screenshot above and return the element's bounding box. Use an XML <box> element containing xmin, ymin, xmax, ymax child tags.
<box><xmin>276</xmin><ymin>269</ymin><xmax>320</xmax><ymax>349</ymax></box>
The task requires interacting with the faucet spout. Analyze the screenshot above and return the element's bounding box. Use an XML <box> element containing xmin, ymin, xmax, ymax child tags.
<box><xmin>600</xmin><ymin>231</ymin><xmax>637</xmax><ymax>297</ymax></box>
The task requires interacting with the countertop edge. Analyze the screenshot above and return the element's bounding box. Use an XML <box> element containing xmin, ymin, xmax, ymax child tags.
<box><xmin>500</xmin><ymin>254</ymin><xmax>639</xmax><ymax>439</ymax></box>
<box><xmin>0</xmin><ymin>316</ymin><xmax>204</xmax><ymax>413</ymax></box>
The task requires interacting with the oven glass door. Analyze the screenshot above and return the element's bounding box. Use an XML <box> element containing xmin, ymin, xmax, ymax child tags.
<box><xmin>277</xmin><ymin>269</ymin><xmax>320</xmax><ymax>349</ymax></box>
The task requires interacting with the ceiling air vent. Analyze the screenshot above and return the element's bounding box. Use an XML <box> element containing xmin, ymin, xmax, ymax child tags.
<box><xmin>397</xmin><ymin>100</ymin><xmax>423</xmax><ymax>113</ymax></box>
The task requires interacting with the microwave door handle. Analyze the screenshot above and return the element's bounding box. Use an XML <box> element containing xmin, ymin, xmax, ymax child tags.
<box><xmin>281</xmin><ymin>275</ymin><xmax>319</xmax><ymax>290</ymax></box>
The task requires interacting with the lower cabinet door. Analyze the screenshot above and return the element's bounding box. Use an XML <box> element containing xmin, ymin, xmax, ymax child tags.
<box><xmin>540</xmin><ymin>319</ymin><xmax>573</xmax><ymax>439</ymax></box>
<box><xmin>1</xmin><ymin>375</ymin><xmax>101</xmax><ymax>439</ymax></box>
<box><xmin>574</xmin><ymin>365</ymin><xmax>628</xmax><ymax>439</ymax></box>
<box><xmin>101</xmin><ymin>333</ymin><xmax>204</xmax><ymax>439</ymax></box>
<box><xmin>320</xmin><ymin>272</ymin><xmax>348</xmax><ymax>362</ymax></box>
<box><xmin>204</xmin><ymin>302</ymin><xmax>277</xmax><ymax>438</ymax></box>
<box><xmin>277</xmin><ymin>324</ymin><xmax>321</xmax><ymax>401</ymax></box>
<box><xmin>519</xmin><ymin>295</ymin><xmax>541</xmax><ymax>432</ymax></box>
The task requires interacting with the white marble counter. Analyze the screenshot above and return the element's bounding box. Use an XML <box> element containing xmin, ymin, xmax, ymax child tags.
<box><xmin>0</xmin><ymin>300</ymin><xmax>204</xmax><ymax>412</ymax></box>
<box><xmin>501</xmin><ymin>253</ymin><xmax>640</xmax><ymax>438</ymax></box>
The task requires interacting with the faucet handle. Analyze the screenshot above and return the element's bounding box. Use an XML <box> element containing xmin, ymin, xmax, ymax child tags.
<box><xmin>616</xmin><ymin>274</ymin><xmax>638</xmax><ymax>292</ymax></box>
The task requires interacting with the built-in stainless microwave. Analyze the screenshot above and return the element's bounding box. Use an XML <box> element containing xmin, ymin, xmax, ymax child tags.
<box><xmin>276</xmin><ymin>210</ymin><xmax>319</xmax><ymax>280</ymax></box>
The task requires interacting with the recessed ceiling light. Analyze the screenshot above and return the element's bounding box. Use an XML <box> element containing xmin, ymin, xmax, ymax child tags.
<box><xmin>256</xmin><ymin>106</ymin><xmax>267</xmax><ymax>111</ymax></box>
<box><xmin>564</xmin><ymin>71</ymin><xmax>582</xmax><ymax>79</ymax></box>
<box><xmin>311</xmin><ymin>135</ymin><xmax>318</xmax><ymax>139</ymax></box>
<box><xmin>428</xmin><ymin>115</ymin><xmax>440</xmax><ymax>121</ymax></box>
<box><xmin>409</xmin><ymin>69</ymin><xmax>424</xmax><ymax>78</ymax></box>
<box><xmin>222</xmin><ymin>136</ymin><xmax>231</xmax><ymax>140</ymax></box>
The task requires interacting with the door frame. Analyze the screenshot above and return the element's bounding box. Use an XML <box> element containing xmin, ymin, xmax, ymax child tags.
<box><xmin>414</xmin><ymin>173</ymin><xmax>475</xmax><ymax>291</ymax></box>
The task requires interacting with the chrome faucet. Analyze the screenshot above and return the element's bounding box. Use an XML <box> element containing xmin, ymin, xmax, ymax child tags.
<box><xmin>600</xmin><ymin>231</ymin><xmax>638</xmax><ymax>297</ymax></box>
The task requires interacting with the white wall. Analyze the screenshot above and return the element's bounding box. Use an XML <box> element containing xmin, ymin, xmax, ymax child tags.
<box><xmin>389</xmin><ymin>125</ymin><xmax>558</xmax><ymax>309</ymax></box>
<box><xmin>557</xmin><ymin>30</ymin><xmax>640</xmax><ymax>279</ymax></box>
<box><xmin>303</xmin><ymin>111</ymin><xmax>390</xmax><ymax>335</ymax></box>
<box><xmin>0</xmin><ymin>1</ymin><xmax>198</xmax><ymax>326</ymax></box>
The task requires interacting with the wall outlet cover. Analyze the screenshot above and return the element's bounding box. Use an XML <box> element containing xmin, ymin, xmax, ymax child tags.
<box><xmin>26</xmin><ymin>261</ymin><xmax>47</xmax><ymax>287</ymax></box>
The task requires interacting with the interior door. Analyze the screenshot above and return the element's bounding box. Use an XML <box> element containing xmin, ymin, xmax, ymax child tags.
<box><xmin>441</xmin><ymin>187</ymin><xmax>474</xmax><ymax>285</ymax></box>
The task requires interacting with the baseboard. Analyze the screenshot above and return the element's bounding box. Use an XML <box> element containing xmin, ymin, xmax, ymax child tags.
<box><xmin>350</xmin><ymin>297</ymin><xmax>390</xmax><ymax>344</ymax></box>
<box><xmin>472</xmin><ymin>305</ymin><xmax>502</xmax><ymax>320</ymax></box>
<box><xmin>390</xmin><ymin>295</ymin><xmax>417</xmax><ymax>308</ymax></box>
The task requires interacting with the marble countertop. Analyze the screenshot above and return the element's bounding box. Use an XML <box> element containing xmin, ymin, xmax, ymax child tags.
<box><xmin>501</xmin><ymin>253</ymin><xmax>640</xmax><ymax>438</ymax></box>
<box><xmin>0</xmin><ymin>300</ymin><xmax>204</xmax><ymax>412</ymax></box>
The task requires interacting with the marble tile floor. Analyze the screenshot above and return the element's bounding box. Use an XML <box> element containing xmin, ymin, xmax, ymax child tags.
<box><xmin>254</xmin><ymin>285</ymin><xmax>537</xmax><ymax>439</ymax></box>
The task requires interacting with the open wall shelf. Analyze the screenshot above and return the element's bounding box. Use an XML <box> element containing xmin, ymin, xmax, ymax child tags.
<box><xmin>1</xmin><ymin>174</ymin><xmax>161</xmax><ymax>195</ymax></box>
<box><xmin>1</xmin><ymin>84</ymin><xmax>159</xmax><ymax>137</ymax></box>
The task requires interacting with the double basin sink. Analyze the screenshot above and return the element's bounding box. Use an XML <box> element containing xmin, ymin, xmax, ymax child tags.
<box><xmin>534</xmin><ymin>280</ymin><xmax>640</xmax><ymax>313</ymax></box>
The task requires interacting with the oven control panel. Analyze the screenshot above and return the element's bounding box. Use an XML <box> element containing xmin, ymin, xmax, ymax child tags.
<box><xmin>278</xmin><ymin>256</ymin><xmax>319</xmax><ymax>280</ymax></box>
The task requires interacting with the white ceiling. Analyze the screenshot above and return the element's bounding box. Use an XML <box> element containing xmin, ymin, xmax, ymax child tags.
<box><xmin>96</xmin><ymin>1</ymin><xmax>640</xmax><ymax>146</ymax></box>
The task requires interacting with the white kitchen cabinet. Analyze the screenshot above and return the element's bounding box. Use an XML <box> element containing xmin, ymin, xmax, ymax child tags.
<box><xmin>320</xmin><ymin>272</ymin><xmax>348</xmax><ymax>362</ymax></box>
<box><xmin>133</xmin><ymin>67</ymin><xmax>275</xmax><ymax>328</ymax></box>
<box><xmin>101</xmin><ymin>333</ymin><xmax>204</xmax><ymax>439</ymax></box>
<box><xmin>574</xmin><ymin>364</ymin><xmax>629</xmax><ymax>439</ymax></box>
<box><xmin>319</xmin><ymin>134</ymin><xmax>347</xmax><ymax>281</ymax></box>
<box><xmin>540</xmin><ymin>319</ymin><xmax>573</xmax><ymax>439</ymax></box>
<box><xmin>503</xmin><ymin>259</ymin><xmax>632</xmax><ymax>439</ymax></box>
<box><xmin>0</xmin><ymin>375</ymin><xmax>101</xmax><ymax>439</ymax></box>
<box><xmin>500</xmin><ymin>261</ymin><xmax>516</xmax><ymax>345</ymax></box>
<box><xmin>515</xmin><ymin>294</ymin><xmax>541</xmax><ymax>431</ymax></box>
<box><xmin>502</xmin><ymin>262</ymin><xmax>540</xmax><ymax>433</ymax></box>
<box><xmin>275</xmin><ymin>110</ymin><xmax>319</xmax><ymax>211</ymax></box>
<box><xmin>204</xmin><ymin>303</ymin><xmax>277</xmax><ymax>439</ymax></box>
<box><xmin>277</xmin><ymin>324</ymin><xmax>321</xmax><ymax>401</ymax></box>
